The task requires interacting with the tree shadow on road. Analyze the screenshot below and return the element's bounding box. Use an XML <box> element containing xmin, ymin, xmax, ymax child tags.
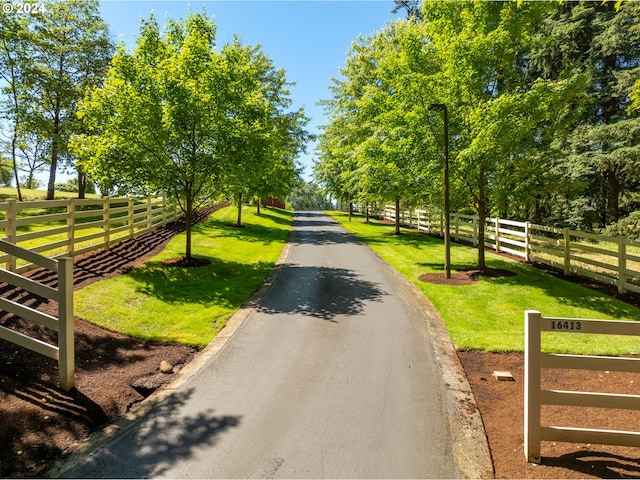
<box><xmin>255</xmin><ymin>265</ymin><xmax>387</xmax><ymax>322</ymax></box>
<box><xmin>62</xmin><ymin>387</ymin><xmax>241</xmax><ymax>479</ymax></box>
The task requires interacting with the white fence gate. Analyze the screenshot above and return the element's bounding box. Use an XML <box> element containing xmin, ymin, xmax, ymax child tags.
<box><xmin>524</xmin><ymin>310</ymin><xmax>640</xmax><ymax>463</ymax></box>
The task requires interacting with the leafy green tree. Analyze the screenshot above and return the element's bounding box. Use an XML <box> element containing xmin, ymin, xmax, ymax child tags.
<box><xmin>219</xmin><ymin>39</ymin><xmax>309</xmax><ymax>226</ymax></box>
<box><xmin>420</xmin><ymin>0</ymin><xmax>587</xmax><ymax>268</ymax></box>
<box><xmin>0</xmin><ymin>13</ymin><xmax>29</xmax><ymax>199</ymax></box>
<box><xmin>72</xmin><ymin>10</ymin><xmax>307</xmax><ymax>259</ymax></box>
<box><xmin>318</xmin><ymin>21</ymin><xmax>440</xmax><ymax>232</ymax></box>
<box><xmin>16</xmin><ymin>0</ymin><xmax>113</xmax><ymax>199</ymax></box>
<box><xmin>73</xmin><ymin>11</ymin><xmax>229</xmax><ymax>260</ymax></box>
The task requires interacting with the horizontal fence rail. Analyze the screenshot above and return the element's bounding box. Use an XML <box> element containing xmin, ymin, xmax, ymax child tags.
<box><xmin>524</xmin><ymin>310</ymin><xmax>640</xmax><ymax>463</ymax></box>
<box><xmin>0</xmin><ymin>239</ymin><xmax>74</xmax><ymax>390</ymax></box>
<box><xmin>0</xmin><ymin>195</ymin><xmax>180</xmax><ymax>273</ymax></box>
<box><xmin>370</xmin><ymin>205</ymin><xmax>640</xmax><ymax>295</ymax></box>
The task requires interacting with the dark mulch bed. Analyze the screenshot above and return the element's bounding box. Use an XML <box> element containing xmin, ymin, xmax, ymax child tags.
<box><xmin>419</xmin><ymin>267</ymin><xmax>517</xmax><ymax>285</ymax></box>
<box><xmin>461</xmin><ymin>351</ymin><xmax>640</xmax><ymax>479</ymax></box>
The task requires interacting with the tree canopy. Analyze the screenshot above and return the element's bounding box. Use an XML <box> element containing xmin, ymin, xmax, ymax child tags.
<box><xmin>316</xmin><ymin>0</ymin><xmax>640</xmax><ymax>267</ymax></box>
<box><xmin>0</xmin><ymin>0</ymin><xmax>113</xmax><ymax>199</ymax></box>
<box><xmin>72</xmin><ymin>10</ymin><xmax>309</xmax><ymax>259</ymax></box>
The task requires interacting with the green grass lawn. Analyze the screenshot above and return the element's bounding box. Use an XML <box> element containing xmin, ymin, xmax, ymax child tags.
<box><xmin>0</xmin><ymin>186</ymin><xmax>101</xmax><ymax>201</ymax></box>
<box><xmin>329</xmin><ymin>211</ymin><xmax>640</xmax><ymax>355</ymax></box>
<box><xmin>74</xmin><ymin>205</ymin><xmax>293</xmax><ymax>347</ymax></box>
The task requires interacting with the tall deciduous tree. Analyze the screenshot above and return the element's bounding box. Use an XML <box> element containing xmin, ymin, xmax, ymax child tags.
<box><xmin>318</xmin><ymin>22</ymin><xmax>440</xmax><ymax>232</ymax></box>
<box><xmin>219</xmin><ymin>39</ymin><xmax>308</xmax><ymax>226</ymax></box>
<box><xmin>420</xmin><ymin>0</ymin><xmax>584</xmax><ymax>269</ymax></box>
<box><xmin>0</xmin><ymin>13</ymin><xmax>29</xmax><ymax>199</ymax></box>
<box><xmin>73</xmin><ymin>12</ymin><xmax>228</xmax><ymax>260</ymax></box>
<box><xmin>73</xmin><ymin>10</ymin><xmax>307</xmax><ymax>259</ymax></box>
<box><xmin>24</xmin><ymin>0</ymin><xmax>113</xmax><ymax>199</ymax></box>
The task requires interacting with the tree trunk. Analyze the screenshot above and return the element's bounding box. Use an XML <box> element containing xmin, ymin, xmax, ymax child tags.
<box><xmin>477</xmin><ymin>180</ymin><xmax>487</xmax><ymax>271</ymax></box>
<box><xmin>77</xmin><ymin>170</ymin><xmax>86</xmax><ymax>199</ymax></box>
<box><xmin>236</xmin><ymin>191</ymin><xmax>243</xmax><ymax>227</ymax></box>
<box><xmin>365</xmin><ymin>202</ymin><xmax>370</xmax><ymax>224</ymax></box>
<box><xmin>256</xmin><ymin>197</ymin><xmax>261</xmax><ymax>215</ymax></box>
<box><xmin>395</xmin><ymin>197</ymin><xmax>401</xmax><ymax>235</ymax></box>
<box><xmin>47</xmin><ymin>94</ymin><xmax>61</xmax><ymax>200</ymax></box>
<box><xmin>185</xmin><ymin>195</ymin><xmax>193</xmax><ymax>260</ymax></box>
<box><xmin>348</xmin><ymin>195</ymin><xmax>352</xmax><ymax>222</ymax></box>
<box><xmin>11</xmin><ymin>133</ymin><xmax>22</xmax><ymax>201</ymax></box>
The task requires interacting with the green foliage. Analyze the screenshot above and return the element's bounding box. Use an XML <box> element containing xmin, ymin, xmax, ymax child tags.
<box><xmin>318</xmin><ymin>0</ymin><xmax>640</xmax><ymax>255</ymax></box>
<box><xmin>631</xmin><ymin>79</ymin><xmax>640</xmax><ymax>114</ymax></box>
<box><xmin>287</xmin><ymin>180</ymin><xmax>333</xmax><ymax>210</ymax></box>
<box><xmin>527</xmin><ymin>1</ymin><xmax>640</xmax><ymax>230</ymax></box>
<box><xmin>74</xmin><ymin>205</ymin><xmax>293</xmax><ymax>346</ymax></box>
<box><xmin>71</xmin><ymin>9</ymin><xmax>307</xmax><ymax>256</ymax></box>
<box><xmin>0</xmin><ymin>0</ymin><xmax>114</xmax><ymax>200</ymax></box>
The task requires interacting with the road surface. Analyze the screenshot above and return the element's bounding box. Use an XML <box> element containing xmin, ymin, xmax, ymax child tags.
<box><xmin>62</xmin><ymin>211</ymin><xmax>460</xmax><ymax>478</ymax></box>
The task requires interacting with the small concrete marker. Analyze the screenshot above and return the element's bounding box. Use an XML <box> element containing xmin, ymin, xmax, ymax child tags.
<box><xmin>493</xmin><ymin>370</ymin><xmax>515</xmax><ymax>381</ymax></box>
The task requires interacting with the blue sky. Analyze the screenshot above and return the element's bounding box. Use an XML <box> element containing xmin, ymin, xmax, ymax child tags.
<box><xmin>97</xmin><ymin>1</ymin><xmax>401</xmax><ymax>181</ymax></box>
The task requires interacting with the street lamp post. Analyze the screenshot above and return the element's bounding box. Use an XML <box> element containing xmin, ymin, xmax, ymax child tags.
<box><xmin>429</xmin><ymin>103</ymin><xmax>451</xmax><ymax>279</ymax></box>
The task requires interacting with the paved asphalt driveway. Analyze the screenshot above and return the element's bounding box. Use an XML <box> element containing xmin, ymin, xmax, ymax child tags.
<box><xmin>58</xmin><ymin>211</ymin><xmax>488</xmax><ymax>478</ymax></box>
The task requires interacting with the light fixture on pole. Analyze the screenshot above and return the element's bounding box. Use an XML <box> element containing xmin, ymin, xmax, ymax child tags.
<box><xmin>429</xmin><ymin>103</ymin><xmax>451</xmax><ymax>279</ymax></box>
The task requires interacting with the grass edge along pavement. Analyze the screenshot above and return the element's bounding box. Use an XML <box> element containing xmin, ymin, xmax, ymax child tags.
<box><xmin>328</xmin><ymin>211</ymin><xmax>640</xmax><ymax>356</ymax></box>
<box><xmin>74</xmin><ymin>205</ymin><xmax>293</xmax><ymax>347</ymax></box>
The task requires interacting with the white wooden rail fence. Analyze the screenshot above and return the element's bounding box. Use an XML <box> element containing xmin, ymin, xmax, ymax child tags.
<box><xmin>524</xmin><ymin>310</ymin><xmax>640</xmax><ymax>463</ymax></box>
<box><xmin>0</xmin><ymin>195</ymin><xmax>180</xmax><ymax>273</ymax></box>
<box><xmin>0</xmin><ymin>239</ymin><xmax>74</xmax><ymax>390</ymax></box>
<box><xmin>0</xmin><ymin>195</ymin><xmax>181</xmax><ymax>390</ymax></box>
<box><xmin>371</xmin><ymin>205</ymin><xmax>640</xmax><ymax>294</ymax></box>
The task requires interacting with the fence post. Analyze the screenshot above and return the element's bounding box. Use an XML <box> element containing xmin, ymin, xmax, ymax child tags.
<box><xmin>525</xmin><ymin>222</ymin><xmax>531</xmax><ymax>263</ymax></box>
<box><xmin>495</xmin><ymin>217</ymin><xmax>501</xmax><ymax>252</ymax></box>
<box><xmin>618</xmin><ymin>237</ymin><xmax>627</xmax><ymax>294</ymax></box>
<box><xmin>146</xmin><ymin>197</ymin><xmax>152</xmax><ymax>232</ymax></box>
<box><xmin>563</xmin><ymin>228</ymin><xmax>571</xmax><ymax>276</ymax></box>
<box><xmin>67</xmin><ymin>198</ymin><xmax>75</xmax><ymax>257</ymax></box>
<box><xmin>162</xmin><ymin>194</ymin><xmax>167</xmax><ymax>226</ymax></box>
<box><xmin>58</xmin><ymin>256</ymin><xmax>74</xmax><ymax>391</ymax></box>
<box><xmin>455</xmin><ymin>213</ymin><xmax>460</xmax><ymax>242</ymax></box>
<box><xmin>524</xmin><ymin>310</ymin><xmax>542</xmax><ymax>464</ymax></box>
<box><xmin>472</xmin><ymin>215</ymin><xmax>478</xmax><ymax>246</ymax></box>
<box><xmin>102</xmin><ymin>196</ymin><xmax>111</xmax><ymax>250</ymax></box>
<box><xmin>128</xmin><ymin>198</ymin><xmax>134</xmax><ymax>239</ymax></box>
<box><xmin>6</xmin><ymin>198</ymin><xmax>16</xmax><ymax>271</ymax></box>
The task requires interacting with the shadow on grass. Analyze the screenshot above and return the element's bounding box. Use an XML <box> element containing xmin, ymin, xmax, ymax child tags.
<box><xmin>340</xmin><ymin>217</ymin><xmax>640</xmax><ymax>323</ymax></box>
<box><xmin>257</xmin><ymin>207</ymin><xmax>295</xmax><ymax>227</ymax></box>
<box><xmin>470</xmin><ymin>259</ymin><xmax>640</xmax><ymax>321</ymax></box>
<box><xmin>199</xmin><ymin>214</ymin><xmax>290</xmax><ymax>246</ymax></box>
<box><xmin>255</xmin><ymin>264</ymin><xmax>387</xmax><ymax>322</ymax></box>
<box><xmin>127</xmin><ymin>257</ymin><xmax>274</xmax><ymax>306</ymax></box>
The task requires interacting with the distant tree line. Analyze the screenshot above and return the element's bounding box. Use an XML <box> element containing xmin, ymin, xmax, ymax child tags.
<box><xmin>315</xmin><ymin>0</ymin><xmax>640</xmax><ymax>269</ymax></box>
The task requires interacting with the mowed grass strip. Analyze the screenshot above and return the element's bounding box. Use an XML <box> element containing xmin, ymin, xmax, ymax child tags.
<box><xmin>329</xmin><ymin>211</ymin><xmax>640</xmax><ymax>355</ymax></box>
<box><xmin>75</xmin><ymin>205</ymin><xmax>293</xmax><ymax>347</ymax></box>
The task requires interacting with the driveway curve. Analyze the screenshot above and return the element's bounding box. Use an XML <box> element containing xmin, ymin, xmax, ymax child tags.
<box><xmin>58</xmin><ymin>211</ymin><xmax>491</xmax><ymax>479</ymax></box>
